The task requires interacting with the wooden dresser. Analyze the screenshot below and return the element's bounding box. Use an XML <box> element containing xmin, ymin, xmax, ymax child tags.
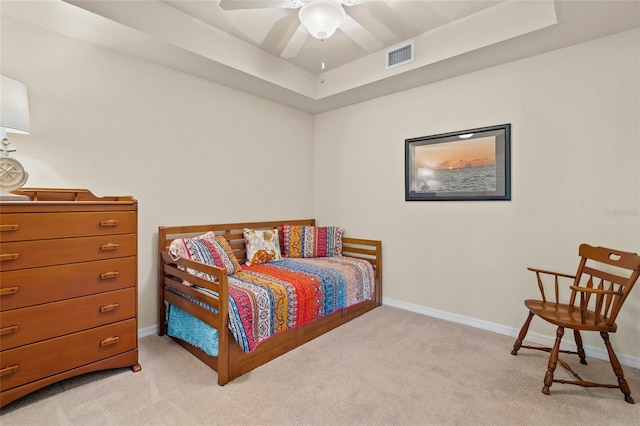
<box><xmin>0</xmin><ymin>188</ymin><xmax>140</xmax><ymax>407</ymax></box>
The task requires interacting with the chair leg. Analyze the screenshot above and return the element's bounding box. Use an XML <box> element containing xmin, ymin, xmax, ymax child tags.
<box><xmin>542</xmin><ymin>326</ymin><xmax>564</xmax><ymax>395</ymax></box>
<box><xmin>601</xmin><ymin>332</ymin><xmax>635</xmax><ymax>404</ymax></box>
<box><xmin>511</xmin><ymin>312</ymin><xmax>535</xmax><ymax>355</ymax></box>
<box><xmin>573</xmin><ymin>329</ymin><xmax>588</xmax><ymax>365</ymax></box>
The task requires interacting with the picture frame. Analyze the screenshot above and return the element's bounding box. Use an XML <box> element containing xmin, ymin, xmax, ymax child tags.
<box><xmin>405</xmin><ymin>124</ymin><xmax>511</xmax><ymax>201</ymax></box>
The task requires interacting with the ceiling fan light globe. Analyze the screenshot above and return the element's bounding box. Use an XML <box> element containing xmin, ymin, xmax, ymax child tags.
<box><xmin>299</xmin><ymin>0</ymin><xmax>346</xmax><ymax>40</ymax></box>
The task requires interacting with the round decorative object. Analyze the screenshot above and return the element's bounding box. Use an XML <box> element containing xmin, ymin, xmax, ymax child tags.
<box><xmin>0</xmin><ymin>155</ymin><xmax>29</xmax><ymax>194</ymax></box>
<box><xmin>298</xmin><ymin>1</ymin><xmax>345</xmax><ymax>39</ymax></box>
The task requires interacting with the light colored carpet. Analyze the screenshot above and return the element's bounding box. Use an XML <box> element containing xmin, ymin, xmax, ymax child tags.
<box><xmin>1</xmin><ymin>305</ymin><xmax>639</xmax><ymax>425</ymax></box>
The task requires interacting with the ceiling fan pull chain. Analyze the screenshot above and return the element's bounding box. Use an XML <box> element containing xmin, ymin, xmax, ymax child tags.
<box><xmin>321</xmin><ymin>39</ymin><xmax>326</xmax><ymax>71</ymax></box>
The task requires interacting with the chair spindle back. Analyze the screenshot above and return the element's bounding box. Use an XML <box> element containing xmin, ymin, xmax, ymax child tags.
<box><xmin>569</xmin><ymin>244</ymin><xmax>640</xmax><ymax>327</ymax></box>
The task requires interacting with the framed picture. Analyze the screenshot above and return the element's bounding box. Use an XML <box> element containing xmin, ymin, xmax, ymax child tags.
<box><xmin>405</xmin><ymin>124</ymin><xmax>511</xmax><ymax>201</ymax></box>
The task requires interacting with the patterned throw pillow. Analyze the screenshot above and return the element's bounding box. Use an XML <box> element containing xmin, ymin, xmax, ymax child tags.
<box><xmin>243</xmin><ymin>228</ymin><xmax>283</xmax><ymax>266</ymax></box>
<box><xmin>280</xmin><ymin>225</ymin><xmax>343</xmax><ymax>258</ymax></box>
<box><xmin>168</xmin><ymin>232</ymin><xmax>242</xmax><ymax>285</ymax></box>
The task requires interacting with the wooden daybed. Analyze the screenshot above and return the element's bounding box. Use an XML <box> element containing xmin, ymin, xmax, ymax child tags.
<box><xmin>157</xmin><ymin>219</ymin><xmax>382</xmax><ymax>385</ymax></box>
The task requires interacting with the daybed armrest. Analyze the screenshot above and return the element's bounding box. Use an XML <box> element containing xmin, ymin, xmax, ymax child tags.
<box><xmin>342</xmin><ymin>237</ymin><xmax>382</xmax><ymax>305</ymax></box>
<box><xmin>527</xmin><ymin>267</ymin><xmax>576</xmax><ymax>303</ymax></box>
<box><xmin>159</xmin><ymin>251</ymin><xmax>229</xmax><ymax>336</ymax></box>
<box><xmin>160</xmin><ymin>251</ymin><xmax>227</xmax><ymax>293</ymax></box>
<box><xmin>342</xmin><ymin>237</ymin><xmax>382</xmax><ymax>273</ymax></box>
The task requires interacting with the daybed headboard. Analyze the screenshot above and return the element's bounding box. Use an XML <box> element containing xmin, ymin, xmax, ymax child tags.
<box><xmin>158</xmin><ymin>219</ymin><xmax>316</xmax><ymax>265</ymax></box>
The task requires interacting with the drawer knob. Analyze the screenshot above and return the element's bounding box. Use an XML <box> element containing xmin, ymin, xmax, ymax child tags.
<box><xmin>0</xmin><ymin>253</ymin><xmax>19</xmax><ymax>262</ymax></box>
<box><xmin>99</xmin><ymin>303</ymin><xmax>119</xmax><ymax>313</ymax></box>
<box><xmin>0</xmin><ymin>325</ymin><xmax>19</xmax><ymax>336</ymax></box>
<box><xmin>100</xmin><ymin>336</ymin><xmax>120</xmax><ymax>347</ymax></box>
<box><xmin>100</xmin><ymin>243</ymin><xmax>120</xmax><ymax>251</ymax></box>
<box><xmin>100</xmin><ymin>271</ymin><xmax>120</xmax><ymax>280</ymax></box>
<box><xmin>0</xmin><ymin>224</ymin><xmax>19</xmax><ymax>232</ymax></box>
<box><xmin>0</xmin><ymin>365</ymin><xmax>19</xmax><ymax>377</ymax></box>
<box><xmin>99</xmin><ymin>219</ymin><xmax>120</xmax><ymax>227</ymax></box>
<box><xmin>0</xmin><ymin>287</ymin><xmax>19</xmax><ymax>296</ymax></box>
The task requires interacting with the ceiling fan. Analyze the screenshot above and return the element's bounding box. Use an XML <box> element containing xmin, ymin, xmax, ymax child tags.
<box><xmin>218</xmin><ymin>0</ymin><xmax>384</xmax><ymax>59</ymax></box>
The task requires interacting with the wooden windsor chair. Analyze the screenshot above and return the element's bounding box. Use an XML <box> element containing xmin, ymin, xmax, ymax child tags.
<box><xmin>511</xmin><ymin>244</ymin><xmax>640</xmax><ymax>403</ymax></box>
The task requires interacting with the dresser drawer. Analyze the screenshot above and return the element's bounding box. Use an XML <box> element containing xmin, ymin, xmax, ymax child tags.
<box><xmin>0</xmin><ymin>211</ymin><xmax>136</xmax><ymax>242</ymax></box>
<box><xmin>0</xmin><ymin>319</ymin><xmax>136</xmax><ymax>392</ymax></box>
<box><xmin>0</xmin><ymin>234</ymin><xmax>136</xmax><ymax>271</ymax></box>
<box><xmin>0</xmin><ymin>288</ymin><xmax>136</xmax><ymax>350</ymax></box>
<box><xmin>0</xmin><ymin>257</ymin><xmax>136</xmax><ymax>310</ymax></box>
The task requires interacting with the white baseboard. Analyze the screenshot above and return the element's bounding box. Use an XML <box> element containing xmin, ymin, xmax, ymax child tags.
<box><xmin>139</xmin><ymin>324</ymin><xmax>157</xmax><ymax>338</ymax></box>
<box><xmin>382</xmin><ymin>297</ymin><xmax>640</xmax><ymax>370</ymax></box>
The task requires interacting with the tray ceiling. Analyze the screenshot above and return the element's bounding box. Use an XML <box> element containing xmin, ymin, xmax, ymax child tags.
<box><xmin>2</xmin><ymin>1</ymin><xmax>639</xmax><ymax>113</ymax></box>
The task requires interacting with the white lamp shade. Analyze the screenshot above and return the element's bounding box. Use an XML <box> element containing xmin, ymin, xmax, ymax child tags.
<box><xmin>1</xmin><ymin>75</ymin><xmax>31</xmax><ymax>135</ymax></box>
<box><xmin>299</xmin><ymin>0</ymin><xmax>346</xmax><ymax>40</ymax></box>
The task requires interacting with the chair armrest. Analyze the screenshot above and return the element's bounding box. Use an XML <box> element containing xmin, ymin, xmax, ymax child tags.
<box><xmin>569</xmin><ymin>286</ymin><xmax>622</xmax><ymax>296</ymax></box>
<box><xmin>527</xmin><ymin>267</ymin><xmax>576</xmax><ymax>303</ymax></box>
<box><xmin>569</xmin><ymin>285</ymin><xmax>623</xmax><ymax>325</ymax></box>
<box><xmin>527</xmin><ymin>267</ymin><xmax>576</xmax><ymax>279</ymax></box>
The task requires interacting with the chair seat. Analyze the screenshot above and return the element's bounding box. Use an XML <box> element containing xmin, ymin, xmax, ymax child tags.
<box><xmin>524</xmin><ymin>299</ymin><xmax>617</xmax><ymax>332</ymax></box>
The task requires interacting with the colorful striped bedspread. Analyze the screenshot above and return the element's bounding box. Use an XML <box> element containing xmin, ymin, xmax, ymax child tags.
<box><xmin>167</xmin><ymin>256</ymin><xmax>375</xmax><ymax>355</ymax></box>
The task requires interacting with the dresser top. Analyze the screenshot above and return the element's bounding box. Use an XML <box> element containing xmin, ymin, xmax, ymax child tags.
<box><xmin>0</xmin><ymin>188</ymin><xmax>137</xmax><ymax>213</ymax></box>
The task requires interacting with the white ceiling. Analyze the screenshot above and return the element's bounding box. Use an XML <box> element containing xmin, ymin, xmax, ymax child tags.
<box><xmin>2</xmin><ymin>1</ymin><xmax>639</xmax><ymax>113</ymax></box>
<box><xmin>165</xmin><ymin>0</ymin><xmax>504</xmax><ymax>74</ymax></box>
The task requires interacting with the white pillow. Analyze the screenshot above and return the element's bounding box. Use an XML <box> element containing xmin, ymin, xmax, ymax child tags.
<box><xmin>243</xmin><ymin>228</ymin><xmax>283</xmax><ymax>266</ymax></box>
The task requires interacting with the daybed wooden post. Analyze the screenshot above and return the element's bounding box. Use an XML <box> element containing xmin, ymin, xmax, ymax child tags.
<box><xmin>217</xmin><ymin>272</ymin><xmax>230</xmax><ymax>385</ymax></box>
<box><xmin>373</xmin><ymin>239</ymin><xmax>382</xmax><ymax>305</ymax></box>
<box><xmin>227</xmin><ymin>333</ymin><xmax>242</xmax><ymax>382</ymax></box>
<box><xmin>157</xmin><ymin>227</ymin><xmax>167</xmax><ymax>336</ymax></box>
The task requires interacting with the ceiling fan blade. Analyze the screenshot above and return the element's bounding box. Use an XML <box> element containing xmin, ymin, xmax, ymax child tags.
<box><xmin>281</xmin><ymin>24</ymin><xmax>309</xmax><ymax>58</ymax></box>
<box><xmin>340</xmin><ymin>13</ymin><xmax>384</xmax><ymax>53</ymax></box>
<box><xmin>219</xmin><ymin>0</ymin><xmax>296</xmax><ymax>11</ymax></box>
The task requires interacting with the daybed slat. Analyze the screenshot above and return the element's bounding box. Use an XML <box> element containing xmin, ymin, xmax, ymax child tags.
<box><xmin>228</xmin><ymin>241</ymin><xmax>245</xmax><ymax>250</ymax></box>
<box><xmin>161</xmin><ymin>252</ymin><xmax>226</xmax><ymax>281</ymax></box>
<box><xmin>162</xmin><ymin>265</ymin><xmax>222</xmax><ymax>297</ymax></box>
<box><xmin>342</xmin><ymin>237</ymin><xmax>378</xmax><ymax>245</ymax></box>
<box><xmin>342</xmin><ymin>246</ymin><xmax>377</xmax><ymax>256</ymax></box>
<box><xmin>163</xmin><ymin>277</ymin><xmax>221</xmax><ymax>311</ymax></box>
<box><xmin>165</xmin><ymin>291</ymin><xmax>221</xmax><ymax>330</ymax></box>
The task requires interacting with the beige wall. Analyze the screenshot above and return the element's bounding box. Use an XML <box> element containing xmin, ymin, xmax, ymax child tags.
<box><xmin>314</xmin><ymin>29</ymin><xmax>640</xmax><ymax>362</ymax></box>
<box><xmin>3</xmin><ymin>15</ymin><xmax>639</xmax><ymax>364</ymax></box>
<box><xmin>1</xmin><ymin>17</ymin><xmax>315</xmax><ymax>330</ymax></box>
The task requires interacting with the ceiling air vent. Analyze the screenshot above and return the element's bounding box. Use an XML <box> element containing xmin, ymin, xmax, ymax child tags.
<box><xmin>386</xmin><ymin>40</ymin><xmax>414</xmax><ymax>70</ymax></box>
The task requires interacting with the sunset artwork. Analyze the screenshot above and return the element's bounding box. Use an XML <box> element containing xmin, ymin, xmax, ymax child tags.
<box><xmin>405</xmin><ymin>124</ymin><xmax>510</xmax><ymax>201</ymax></box>
<box><xmin>414</xmin><ymin>136</ymin><xmax>496</xmax><ymax>171</ymax></box>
